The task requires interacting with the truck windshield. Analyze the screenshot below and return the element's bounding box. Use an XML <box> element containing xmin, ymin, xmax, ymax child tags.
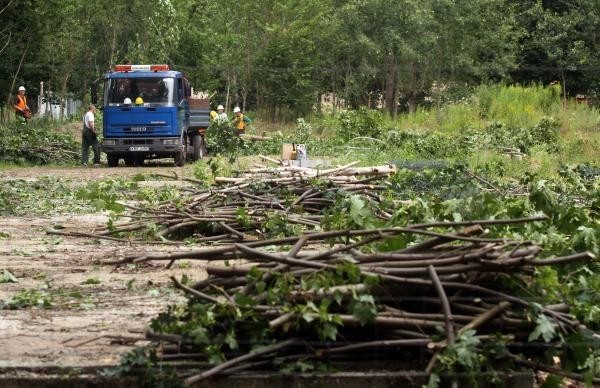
<box><xmin>105</xmin><ymin>77</ymin><xmax>175</xmax><ymax>106</ymax></box>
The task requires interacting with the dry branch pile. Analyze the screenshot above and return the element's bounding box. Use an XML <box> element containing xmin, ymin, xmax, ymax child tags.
<box><xmin>135</xmin><ymin>222</ymin><xmax>597</xmax><ymax>385</ymax></box>
<box><xmin>60</xmin><ymin>163</ymin><xmax>599</xmax><ymax>385</ymax></box>
<box><xmin>84</xmin><ymin>163</ymin><xmax>397</xmax><ymax>242</ymax></box>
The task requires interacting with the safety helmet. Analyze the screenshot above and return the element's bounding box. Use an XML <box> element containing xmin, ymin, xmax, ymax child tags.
<box><xmin>233</xmin><ymin>107</ymin><xmax>241</xmax><ymax>113</ymax></box>
<box><xmin>124</xmin><ymin>97</ymin><xmax>132</xmax><ymax>105</ymax></box>
<box><xmin>217</xmin><ymin>105</ymin><xmax>224</xmax><ymax>110</ymax></box>
<box><xmin>18</xmin><ymin>86</ymin><xmax>25</xmax><ymax>91</ymax></box>
<box><xmin>135</xmin><ymin>97</ymin><xmax>144</xmax><ymax>105</ymax></box>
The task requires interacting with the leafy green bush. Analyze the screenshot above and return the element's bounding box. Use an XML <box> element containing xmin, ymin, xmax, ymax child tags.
<box><xmin>205</xmin><ymin>121</ymin><xmax>247</xmax><ymax>159</ymax></box>
<box><xmin>337</xmin><ymin>108</ymin><xmax>385</xmax><ymax>142</ymax></box>
<box><xmin>482</xmin><ymin>116</ymin><xmax>560</xmax><ymax>154</ymax></box>
<box><xmin>386</xmin><ymin>130</ymin><xmax>469</xmax><ymax>159</ymax></box>
<box><xmin>0</xmin><ymin>121</ymin><xmax>79</xmax><ymax>164</ymax></box>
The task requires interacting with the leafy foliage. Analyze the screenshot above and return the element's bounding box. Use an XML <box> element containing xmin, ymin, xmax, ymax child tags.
<box><xmin>0</xmin><ymin>177</ymin><xmax>89</xmax><ymax>216</ymax></box>
<box><xmin>0</xmin><ymin>121</ymin><xmax>79</xmax><ymax>164</ymax></box>
<box><xmin>205</xmin><ymin>121</ymin><xmax>248</xmax><ymax>163</ymax></box>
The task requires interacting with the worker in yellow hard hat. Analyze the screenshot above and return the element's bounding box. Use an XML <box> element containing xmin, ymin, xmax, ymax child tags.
<box><xmin>232</xmin><ymin>106</ymin><xmax>251</xmax><ymax>134</ymax></box>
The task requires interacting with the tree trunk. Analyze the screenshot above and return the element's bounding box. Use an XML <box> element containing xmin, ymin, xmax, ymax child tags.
<box><xmin>316</xmin><ymin>92</ymin><xmax>322</xmax><ymax>115</ymax></box>
<box><xmin>255</xmin><ymin>80</ymin><xmax>260</xmax><ymax>112</ymax></box>
<box><xmin>4</xmin><ymin>35</ymin><xmax>31</xmax><ymax>123</ymax></box>
<box><xmin>109</xmin><ymin>27</ymin><xmax>117</xmax><ymax>68</ymax></box>
<box><xmin>407</xmin><ymin>63</ymin><xmax>418</xmax><ymax>114</ymax></box>
<box><xmin>393</xmin><ymin>80</ymin><xmax>400</xmax><ymax>122</ymax></box>
<box><xmin>332</xmin><ymin>64</ymin><xmax>337</xmax><ymax>116</ymax></box>
<box><xmin>242</xmin><ymin>87</ymin><xmax>247</xmax><ymax>113</ymax></box>
<box><xmin>60</xmin><ymin>72</ymin><xmax>70</xmax><ymax>122</ymax></box>
<box><xmin>385</xmin><ymin>54</ymin><xmax>396</xmax><ymax>115</ymax></box>
<box><xmin>225</xmin><ymin>73</ymin><xmax>231</xmax><ymax>112</ymax></box>
<box><xmin>560</xmin><ymin>67</ymin><xmax>567</xmax><ymax>107</ymax></box>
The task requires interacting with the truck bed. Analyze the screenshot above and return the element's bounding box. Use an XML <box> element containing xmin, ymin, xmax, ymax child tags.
<box><xmin>189</xmin><ymin>98</ymin><xmax>210</xmax><ymax>129</ymax></box>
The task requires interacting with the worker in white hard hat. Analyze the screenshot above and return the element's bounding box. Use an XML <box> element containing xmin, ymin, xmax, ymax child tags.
<box><xmin>232</xmin><ymin>106</ymin><xmax>251</xmax><ymax>134</ymax></box>
<box><xmin>14</xmin><ymin>86</ymin><xmax>31</xmax><ymax>124</ymax></box>
<box><xmin>216</xmin><ymin>104</ymin><xmax>228</xmax><ymax>123</ymax></box>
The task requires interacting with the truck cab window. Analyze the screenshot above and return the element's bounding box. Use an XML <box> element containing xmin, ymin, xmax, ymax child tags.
<box><xmin>106</xmin><ymin>77</ymin><xmax>175</xmax><ymax>106</ymax></box>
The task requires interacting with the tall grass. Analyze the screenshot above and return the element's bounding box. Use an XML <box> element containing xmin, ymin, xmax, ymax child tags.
<box><xmin>396</xmin><ymin>83</ymin><xmax>566</xmax><ymax>132</ymax></box>
<box><xmin>475</xmin><ymin>83</ymin><xmax>562</xmax><ymax>129</ymax></box>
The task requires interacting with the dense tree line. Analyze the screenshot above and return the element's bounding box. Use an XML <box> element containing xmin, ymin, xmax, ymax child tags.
<box><xmin>1</xmin><ymin>0</ymin><xmax>599</xmax><ymax>121</ymax></box>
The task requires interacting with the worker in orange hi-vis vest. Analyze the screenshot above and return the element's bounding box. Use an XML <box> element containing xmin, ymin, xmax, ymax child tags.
<box><xmin>14</xmin><ymin>86</ymin><xmax>31</xmax><ymax>124</ymax></box>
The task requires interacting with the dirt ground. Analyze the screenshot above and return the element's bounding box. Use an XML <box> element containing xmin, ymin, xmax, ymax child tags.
<box><xmin>0</xmin><ymin>166</ymin><xmax>206</xmax><ymax>370</ymax></box>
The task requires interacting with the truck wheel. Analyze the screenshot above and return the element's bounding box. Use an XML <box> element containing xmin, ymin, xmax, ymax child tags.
<box><xmin>107</xmin><ymin>154</ymin><xmax>119</xmax><ymax>167</ymax></box>
<box><xmin>192</xmin><ymin>135</ymin><xmax>204</xmax><ymax>161</ymax></box>
<box><xmin>124</xmin><ymin>156</ymin><xmax>135</xmax><ymax>167</ymax></box>
<box><xmin>174</xmin><ymin>145</ymin><xmax>186</xmax><ymax>167</ymax></box>
<box><xmin>134</xmin><ymin>156</ymin><xmax>145</xmax><ymax>167</ymax></box>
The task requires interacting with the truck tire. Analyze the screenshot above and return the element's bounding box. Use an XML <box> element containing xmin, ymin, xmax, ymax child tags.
<box><xmin>124</xmin><ymin>156</ymin><xmax>135</xmax><ymax>167</ymax></box>
<box><xmin>134</xmin><ymin>156</ymin><xmax>145</xmax><ymax>167</ymax></box>
<box><xmin>174</xmin><ymin>143</ymin><xmax>186</xmax><ymax>167</ymax></box>
<box><xmin>107</xmin><ymin>154</ymin><xmax>119</xmax><ymax>167</ymax></box>
<box><xmin>192</xmin><ymin>135</ymin><xmax>204</xmax><ymax>161</ymax></box>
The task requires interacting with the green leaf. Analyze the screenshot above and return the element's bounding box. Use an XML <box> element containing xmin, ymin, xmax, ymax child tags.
<box><xmin>82</xmin><ymin>277</ymin><xmax>101</xmax><ymax>285</ymax></box>
<box><xmin>234</xmin><ymin>293</ymin><xmax>256</xmax><ymax>307</ymax></box>
<box><xmin>190</xmin><ymin>326</ymin><xmax>209</xmax><ymax>345</ymax></box>
<box><xmin>0</xmin><ymin>270</ymin><xmax>18</xmax><ymax>283</ymax></box>
<box><xmin>225</xmin><ymin>330</ymin><xmax>238</xmax><ymax>350</ymax></box>
<box><xmin>351</xmin><ymin>294</ymin><xmax>377</xmax><ymax>325</ymax></box>
<box><xmin>540</xmin><ymin>374</ymin><xmax>563</xmax><ymax>388</ymax></box>
<box><xmin>321</xmin><ymin>323</ymin><xmax>338</xmax><ymax>341</ymax></box>
<box><xmin>529</xmin><ymin>314</ymin><xmax>557</xmax><ymax>343</ymax></box>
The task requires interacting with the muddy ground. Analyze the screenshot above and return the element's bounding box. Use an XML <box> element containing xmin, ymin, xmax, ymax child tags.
<box><xmin>0</xmin><ymin>165</ymin><xmax>206</xmax><ymax>372</ymax></box>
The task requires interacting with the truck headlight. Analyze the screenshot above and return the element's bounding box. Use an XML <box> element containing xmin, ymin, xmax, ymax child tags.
<box><xmin>103</xmin><ymin>139</ymin><xmax>116</xmax><ymax>146</ymax></box>
<box><xmin>162</xmin><ymin>139</ymin><xmax>179</xmax><ymax>145</ymax></box>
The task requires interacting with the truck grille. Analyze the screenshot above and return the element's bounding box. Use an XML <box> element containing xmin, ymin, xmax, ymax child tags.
<box><xmin>124</xmin><ymin>126</ymin><xmax>155</xmax><ymax>133</ymax></box>
<box><xmin>123</xmin><ymin>139</ymin><xmax>154</xmax><ymax>145</ymax></box>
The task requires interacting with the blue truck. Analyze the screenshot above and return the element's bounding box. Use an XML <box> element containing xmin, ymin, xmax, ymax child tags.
<box><xmin>91</xmin><ymin>64</ymin><xmax>210</xmax><ymax>167</ymax></box>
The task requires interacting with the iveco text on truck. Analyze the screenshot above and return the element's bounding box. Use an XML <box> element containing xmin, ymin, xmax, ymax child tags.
<box><xmin>91</xmin><ymin>64</ymin><xmax>210</xmax><ymax>167</ymax></box>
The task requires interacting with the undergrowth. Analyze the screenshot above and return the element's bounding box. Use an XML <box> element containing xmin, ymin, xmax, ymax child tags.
<box><xmin>0</xmin><ymin>120</ymin><xmax>79</xmax><ymax>164</ymax></box>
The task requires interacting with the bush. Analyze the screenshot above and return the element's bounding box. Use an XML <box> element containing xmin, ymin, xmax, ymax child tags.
<box><xmin>0</xmin><ymin>121</ymin><xmax>79</xmax><ymax>164</ymax></box>
<box><xmin>337</xmin><ymin>108</ymin><xmax>385</xmax><ymax>141</ymax></box>
<box><xmin>205</xmin><ymin>121</ymin><xmax>247</xmax><ymax>160</ymax></box>
<box><xmin>386</xmin><ymin>130</ymin><xmax>470</xmax><ymax>159</ymax></box>
<box><xmin>483</xmin><ymin>116</ymin><xmax>560</xmax><ymax>154</ymax></box>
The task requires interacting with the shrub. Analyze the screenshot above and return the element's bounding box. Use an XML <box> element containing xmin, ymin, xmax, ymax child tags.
<box><xmin>483</xmin><ymin>117</ymin><xmax>560</xmax><ymax>154</ymax></box>
<box><xmin>337</xmin><ymin>108</ymin><xmax>385</xmax><ymax>141</ymax></box>
<box><xmin>0</xmin><ymin>121</ymin><xmax>79</xmax><ymax>164</ymax></box>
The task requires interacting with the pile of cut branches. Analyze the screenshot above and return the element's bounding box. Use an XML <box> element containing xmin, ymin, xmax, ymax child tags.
<box><xmin>118</xmin><ymin>220</ymin><xmax>598</xmax><ymax>386</ymax></box>
<box><xmin>74</xmin><ymin>162</ymin><xmax>397</xmax><ymax>242</ymax></box>
<box><xmin>0</xmin><ymin>123</ymin><xmax>79</xmax><ymax>164</ymax></box>
<box><xmin>58</xmin><ymin>163</ymin><xmax>600</xmax><ymax>385</ymax></box>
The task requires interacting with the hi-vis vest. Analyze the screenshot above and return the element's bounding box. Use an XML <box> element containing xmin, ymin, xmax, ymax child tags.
<box><xmin>233</xmin><ymin>114</ymin><xmax>251</xmax><ymax>131</ymax></box>
<box><xmin>15</xmin><ymin>95</ymin><xmax>27</xmax><ymax>112</ymax></box>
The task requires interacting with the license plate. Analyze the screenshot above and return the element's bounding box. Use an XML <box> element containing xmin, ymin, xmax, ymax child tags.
<box><xmin>129</xmin><ymin>146</ymin><xmax>149</xmax><ymax>151</ymax></box>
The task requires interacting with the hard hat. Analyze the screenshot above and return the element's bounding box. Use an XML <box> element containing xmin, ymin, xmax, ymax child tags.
<box><xmin>233</xmin><ymin>107</ymin><xmax>241</xmax><ymax>113</ymax></box>
<box><xmin>18</xmin><ymin>86</ymin><xmax>25</xmax><ymax>91</ymax></box>
<box><xmin>135</xmin><ymin>97</ymin><xmax>144</xmax><ymax>105</ymax></box>
<box><xmin>217</xmin><ymin>105</ymin><xmax>224</xmax><ymax>110</ymax></box>
<box><xmin>124</xmin><ymin>97</ymin><xmax>132</xmax><ymax>104</ymax></box>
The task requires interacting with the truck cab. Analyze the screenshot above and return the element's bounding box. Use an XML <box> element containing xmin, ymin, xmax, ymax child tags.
<box><xmin>93</xmin><ymin>64</ymin><xmax>209</xmax><ymax>167</ymax></box>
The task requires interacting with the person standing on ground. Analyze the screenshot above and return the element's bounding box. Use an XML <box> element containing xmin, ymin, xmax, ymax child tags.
<box><xmin>82</xmin><ymin>104</ymin><xmax>100</xmax><ymax>166</ymax></box>
<box><xmin>13</xmin><ymin>86</ymin><xmax>31</xmax><ymax>124</ymax></box>
<box><xmin>232</xmin><ymin>106</ymin><xmax>251</xmax><ymax>134</ymax></box>
<box><xmin>216</xmin><ymin>105</ymin><xmax>228</xmax><ymax>123</ymax></box>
